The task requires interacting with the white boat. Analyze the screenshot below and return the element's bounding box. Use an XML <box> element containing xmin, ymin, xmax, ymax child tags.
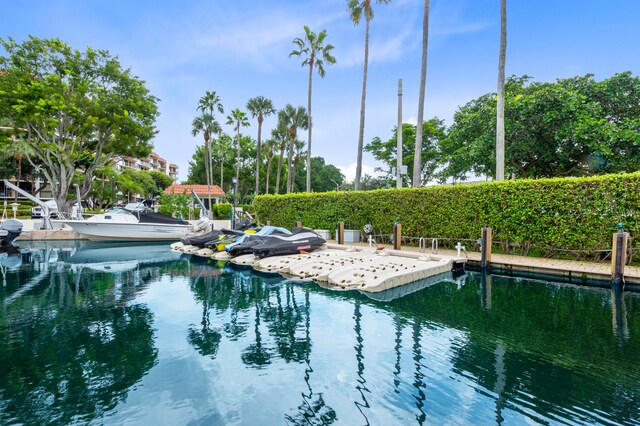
<box><xmin>59</xmin><ymin>204</ymin><xmax>209</xmax><ymax>241</ymax></box>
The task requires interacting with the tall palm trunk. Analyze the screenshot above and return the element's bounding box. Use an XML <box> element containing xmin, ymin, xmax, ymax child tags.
<box><xmin>255</xmin><ymin>116</ymin><xmax>263</xmax><ymax>195</ymax></box>
<box><xmin>219</xmin><ymin>131</ymin><xmax>224</xmax><ymax>190</ymax></box>
<box><xmin>275</xmin><ymin>143</ymin><xmax>285</xmax><ymax>194</ymax></box>
<box><xmin>293</xmin><ymin>154</ymin><xmax>300</xmax><ymax>189</ymax></box>
<box><xmin>354</xmin><ymin>14</ymin><xmax>370</xmax><ymax>190</ymax></box>
<box><xmin>208</xmin><ymin>138</ymin><xmax>215</xmax><ymax>204</ymax></box>
<box><xmin>412</xmin><ymin>0</ymin><xmax>430</xmax><ymax>187</ymax></box>
<box><xmin>235</xmin><ymin>125</ymin><xmax>241</xmax><ymax>203</ymax></box>
<box><xmin>496</xmin><ymin>0</ymin><xmax>507</xmax><ymax>181</ymax></box>
<box><xmin>203</xmin><ymin>133</ymin><xmax>212</xmax><ymax>212</ymax></box>
<box><xmin>286</xmin><ymin>133</ymin><xmax>295</xmax><ymax>193</ymax></box>
<box><xmin>306</xmin><ymin>55</ymin><xmax>314</xmax><ymax>193</ymax></box>
<box><xmin>265</xmin><ymin>153</ymin><xmax>273</xmax><ymax>195</ymax></box>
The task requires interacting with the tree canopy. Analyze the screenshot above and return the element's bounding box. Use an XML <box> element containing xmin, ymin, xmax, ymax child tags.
<box><xmin>0</xmin><ymin>36</ymin><xmax>159</xmax><ymax>211</ymax></box>
<box><xmin>365</xmin><ymin>119</ymin><xmax>446</xmax><ymax>185</ymax></box>
<box><xmin>439</xmin><ymin>72</ymin><xmax>640</xmax><ymax>181</ymax></box>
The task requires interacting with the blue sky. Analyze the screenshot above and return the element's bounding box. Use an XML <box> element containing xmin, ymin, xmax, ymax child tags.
<box><xmin>2</xmin><ymin>0</ymin><xmax>639</xmax><ymax>182</ymax></box>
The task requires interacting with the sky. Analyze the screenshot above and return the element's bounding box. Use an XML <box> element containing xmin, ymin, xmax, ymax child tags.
<box><xmin>2</xmin><ymin>0</ymin><xmax>640</xmax><ymax>182</ymax></box>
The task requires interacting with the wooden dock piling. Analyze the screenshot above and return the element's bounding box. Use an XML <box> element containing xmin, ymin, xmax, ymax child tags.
<box><xmin>611</xmin><ymin>227</ymin><xmax>629</xmax><ymax>287</ymax></box>
<box><xmin>393</xmin><ymin>220</ymin><xmax>402</xmax><ymax>251</ymax></box>
<box><xmin>481</xmin><ymin>227</ymin><xmax>493</xmax><ymax>270</ymax></box>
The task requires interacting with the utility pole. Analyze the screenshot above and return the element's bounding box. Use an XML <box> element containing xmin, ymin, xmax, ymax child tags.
<box><xmin>397</xmin><ymin>78</ymin><xmax>403</xmax><ymax>188</ymax></box>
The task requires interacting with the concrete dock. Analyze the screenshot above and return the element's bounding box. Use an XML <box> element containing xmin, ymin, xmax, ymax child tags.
<box><xmin>325</xmin><ymin>240</ymin><xmax>640</xmax><ymax>285</ymax></box>
<box><xmin>10</xmin><ymin>220</ymin><xmax>639</xmax><ymax>285</ymax></box>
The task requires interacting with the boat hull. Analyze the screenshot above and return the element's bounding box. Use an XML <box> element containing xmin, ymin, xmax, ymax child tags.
<box><xmin>62</xmin><ymin>220</ymin><xmax>192</xmax><ymax>241</ymax></box>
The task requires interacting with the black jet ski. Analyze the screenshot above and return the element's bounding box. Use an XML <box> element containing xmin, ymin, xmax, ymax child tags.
<box><xmin>180</xmin><ymin>229</ymin><xmax>224</xmax><ymax>247</ymax></box>
<box><xmin>226</xmin><ymin>226</ymin><xmax>291</xmax><ymax>257</ymax></box>
<box><xmin>252</xmin><ymin>228</ymin><xmax>326</xmax><ymax>259</ymax></box>
<box><xmin>180</xmin><ymin>218</ymin><xmax>258</xmax><ymax>247</ymax></box>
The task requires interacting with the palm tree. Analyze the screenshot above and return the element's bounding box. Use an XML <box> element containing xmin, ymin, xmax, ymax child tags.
<box><xmin>278</xmin><ymin>105</ymin><xmax>308</xmax><ymax>193</ymax></box>
<box><xmin>191</xmin><ymin>114</ymin><xmax>220</xmax><ymax>212</ymax></box>
<box><xmin>195</xmin><ymin>91</ymin><xmax>224</xmax><ymax>211</ymax></box>
<box><xmin>264</xmin><ymin>138</ymin><xmax>278</xmax><ymax>195</ymax></box>
<box><xmin>289</xmin><ymin>26</ymin><xmax>336</xmax><ymax>193</ymax></box>
<box><xmin>412</xmin><ymin>0</ymin><xmax>430</xmax><ymax>187</ymax></box>
<box><xmin>496</xmin><ymin>0</ymin><xmax>507</xmax><ymax>181</ymax></box>
<box><xmin>348</xmin><ymin>0</ymin><xmax>391</xmax><ymax>190</ymax></box>
<box><xmin>271</xmin><ymin>121</ymin><xmax>289</xmax><ymax>195</ymax></box>
<box><xmin>226</xmin><ymin>109</ymin><xmax>250</xmax><ymax>202</ymax></box>
<box><xmin>292</xmin><ymin>139</ymin><xmax>306</xmax><ymax>191</ymax></box>
<box><xmin>246</xmin><ymin>96</ymin><xmax>276</xmax><ymax>196</ymax></box>
<box><xmin>214</xmin><ymin>133</ymin><xmax>233</xmax><ymax>192</ymax></box>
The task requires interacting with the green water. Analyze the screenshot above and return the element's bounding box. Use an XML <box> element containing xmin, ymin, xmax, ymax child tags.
<box><xmin>1</xmin><ymin>241</ymin><xmax>639</xmax><ymax>425</ymax></box>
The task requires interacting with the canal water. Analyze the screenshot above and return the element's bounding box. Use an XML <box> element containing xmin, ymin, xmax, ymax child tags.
<box><xmin>1</xmin><ymin>241</ymin><xmax>639</xmax><ymax>425</ymax></box>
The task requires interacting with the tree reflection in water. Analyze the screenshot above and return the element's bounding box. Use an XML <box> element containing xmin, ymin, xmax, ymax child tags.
<box><xmin>6</xmin><ymin>243</ymin><xmax>637</xmax><ymax>425</ymax></box>
<box><xmin>285</xmin><ymin>288</ymin><xmax>337</xmax><ymax>425</ymax></box>
<box><xmin>0</xmin><ymin>245</ymin><xmax>158</xmax><ymax>426</ymax></box>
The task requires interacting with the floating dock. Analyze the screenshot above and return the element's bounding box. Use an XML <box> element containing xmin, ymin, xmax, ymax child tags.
<box><xmin>231</xmin><ymin>244</ymin><xmax>467</xmax><ymax>293</ymax></box>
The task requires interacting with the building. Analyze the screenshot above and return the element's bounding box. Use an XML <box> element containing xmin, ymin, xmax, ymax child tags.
<box><xmin>115</xmin><ymin>151</ymin><xmax>177</xmax><ymax>181</ymax></box>
<box><xmin>163</xmin><ymin>184</ymin><xmax>226</xmax><ymax>209</ymax></box>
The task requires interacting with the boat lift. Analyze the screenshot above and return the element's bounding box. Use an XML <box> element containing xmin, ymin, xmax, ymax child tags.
<box><xmin>191</xmin><ymin>189</ymin><xmax>209</xmax><ymax>219</ymax></box>
<box><xmin>3</xmin><ymin>179</ymin><xmax>53</xmax><ymax>230</ymax></box>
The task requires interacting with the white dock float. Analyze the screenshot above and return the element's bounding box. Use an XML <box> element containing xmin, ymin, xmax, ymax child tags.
<box><xmin>252</xmin><ymin>249</ymin><xmax>347</xmax><ymax>274</ymax></box>
<box><xmin>170</xmin><ymin>242</ymin><xmax>184</xmax><ymax>251</ymax></box>
<box><xmin>195</xmin><ymin>247</ymin><xmax>215</xmax><ymax>257</ymax></box>
<box><xmin>243</xmin><ymin>244</ymin><xmax>467</xmax><ymax>293</ymax></box>
<box><xmin>326</xmin><ymin>256</ymin><xmax>453</xmax><ymax>292</ymax></box>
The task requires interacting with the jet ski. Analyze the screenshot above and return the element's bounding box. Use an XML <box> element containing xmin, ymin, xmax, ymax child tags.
<box><xmin>204</xmin><ymin>227</ymin><xmax>261</xmax><ymax>253</ymax></box>
<box><xmin>226</xmin><ymin>226</ymin><xmax>292</xmax><ymax>257</ymax></box>
<box><xmin>180</xmin><ymin>218</ymin><xmax>258</xmax><ymax>247</ymax></box>
<box><xmin>252</xmin><ymin>228</ymin><xmax>326</xmax><ymax>259</ymax></box>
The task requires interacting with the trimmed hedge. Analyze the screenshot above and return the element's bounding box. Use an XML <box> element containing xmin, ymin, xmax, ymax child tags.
<box><xmin>254</xmin><ymin>172</ymin><xmax>640</xmax><ymax>259</ymax></box>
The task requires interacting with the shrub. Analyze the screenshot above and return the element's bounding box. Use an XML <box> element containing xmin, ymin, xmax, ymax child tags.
<box><xmin>254</xmin><ymin>172</ymin><xmax>640</xmax><ymax>260</ymax></box>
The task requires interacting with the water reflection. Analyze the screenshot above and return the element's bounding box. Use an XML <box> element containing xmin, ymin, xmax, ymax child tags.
<box><xmin>1</xmin><ymin>242</ymin><xmax>639</xmax><ymax>425</ymax></box>
<box><xmin>0</xmin><ymin>241</ymin><xmax>161</xmax><ymax>426</ymax></box>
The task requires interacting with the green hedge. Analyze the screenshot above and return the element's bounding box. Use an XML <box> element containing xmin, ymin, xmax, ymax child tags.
<box><xmin>254</xmin><ymin>172</ymin><xmax>640</xmax><ymax>259</ymax></box>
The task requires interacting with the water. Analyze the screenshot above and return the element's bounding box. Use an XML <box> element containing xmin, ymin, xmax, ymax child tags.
<box><xmin>1</xmin><ymin>241</ymin><xmax>639</xmax><ymax>425</ymax></box>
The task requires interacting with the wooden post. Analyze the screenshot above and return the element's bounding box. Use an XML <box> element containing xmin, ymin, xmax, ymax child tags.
<box><xmin>611</xmin><ymin>228</ymin><xmax>628</xmax><ymax>287</ymax></box>
<box><xmin>266</xmin><ymin>220</ymin><xmax>271</xmax><ymax>226</ymax></box>
<box><xmin>481</xmin><ymin>227</ymin><xmax>493</xmax><ymax>270</ymax></box>
<box><xmin>337</xmin><ymin>222</ymin><xmax>345</xmax><ymax>244</ymax></box>
<box><xmin>296</xmin><ymin>220</ymin><xmax>302</xmax><ymax>228</ymax></box>
<box><xmin>393</xmin><ymin>220</ymin><xmax>402</xmax><ymax>250</ymax></box>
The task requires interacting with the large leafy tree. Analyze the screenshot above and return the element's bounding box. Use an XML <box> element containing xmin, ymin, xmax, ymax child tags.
<box><xmin>439</xmin><ymin>73</ymin><xmax>640</xmax><ymax>181</ymax></box>
<box><xmin>347</xmin><ymin>0</ymin><xmax>391</xmax><ymax>190</ymax></box>
<box><xmin>246</xmin><ymin>96</ymin><xmax>275</xmax><ymax>196</ymax></box>
<box><xmin>289</xmin><ymin>26</ymin><xmax>336</xmax><ymax>193</ymax></box>
<box><xmin>0</xmin><ymin>36</ymin><xmax>159</xmax><ymax>212</ymax></box>
<box><xmin>412</xmin><ymin>0</ymin><xmax>430</xmax><ymax>187</ymax></box>
<box><xmin>226</xmin><ymin>109</ymin><xmax>250</xmax><ymax>202</ymax></box>
<box><xmin>278</xmin><ymin>105</ymin><xmax>308</xmax><ymax>193</ymax></box>
<box><xmin>366</xmin><ymin>119</ymin><xmax>445</xmax><ymax>185</ymax></box>
<box><xmin>294</xmin><ymin>157</ymin><xmax>345</xmax><ymax>193</ymax></box>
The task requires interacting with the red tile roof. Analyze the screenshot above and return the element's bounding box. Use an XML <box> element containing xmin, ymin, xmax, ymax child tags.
<box><xmin>163</xmin><ymin>184</ymin><xmax>225</xmax><ymax>196</ymax></box>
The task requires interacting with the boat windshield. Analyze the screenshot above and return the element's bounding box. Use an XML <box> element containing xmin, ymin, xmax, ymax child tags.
<box><xmin>105</xmin><ymin>207</ymin><xmax>134</xmax><ymax>215</ymax></box>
